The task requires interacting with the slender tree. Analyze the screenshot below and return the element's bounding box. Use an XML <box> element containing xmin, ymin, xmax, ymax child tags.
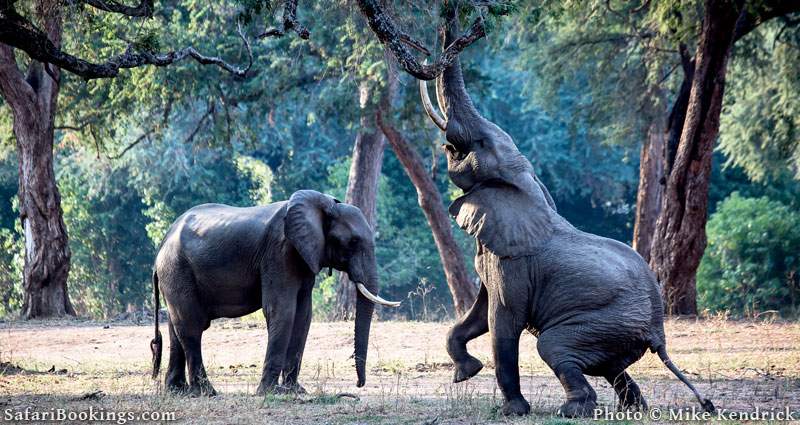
<box><xmin>335</xmin><ymin>83</ymin><xmax>390</xmax><ymax>318</ymax></box>
<box><xmin>377</xmin><ymin>107</ymin><xmax>477</xmax><ymax>315</ymax></box>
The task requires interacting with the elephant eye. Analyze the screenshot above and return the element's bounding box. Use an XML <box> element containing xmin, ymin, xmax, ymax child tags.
<box><xmin>348</xmin><ymin>237</ymin><xmax>359</xmax><ymax>248</ymax></box>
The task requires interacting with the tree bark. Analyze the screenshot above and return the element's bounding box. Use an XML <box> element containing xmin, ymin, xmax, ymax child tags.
<box><xmin>649</xmin><ymin>0</ymin><xmax>741</xmax><ymax>316</ymax></box>
<box><xmin>334</xmin><ymin>84</ymin><xmax>387</xmax><ymax>319</ymax></box>
<box><xmin>376</xmin><ymin>110</ymin><xmax>477</xmax><ymax>316</ymax></box>
<box><xmin>0</xmin><ymin>1</ymin><xmax>74</xmax><ymax>319</ymax></box>
<box><xmin>632</xmin><ymin>120</ymin><xmax>665</xmax><ymax>262</ymax></box>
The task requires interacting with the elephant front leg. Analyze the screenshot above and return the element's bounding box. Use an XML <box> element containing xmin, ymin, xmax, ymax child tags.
<box><xmin>490</xmin><ymin>300</ymin><xmax>530</xmax><ymax>416</ymax></box>
<box><xmin>256</xmin><ymin>295</ymin><xmax>297</xmax><ymax>396</ymax></box>
<box><xmin>281</xmin><ymin>285</ymin><xmax>313</xmax><ymax>394</ymax></box>
<box><xmin>447</xmin><ymin>283</ymin><xmax>488</xmax><ymax>382</ymax></box>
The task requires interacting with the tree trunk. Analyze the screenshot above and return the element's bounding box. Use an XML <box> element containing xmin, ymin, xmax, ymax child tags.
<box><xmin>0</xmin><ymin>2</ymin><xmax>74</xmax><ymax>319</ymax></box>
<box><xmin>376</xmin><ymin>110</ymin><xmax>477</xmax><ymax>316</ymax></box>
<box><xmin>632</xmin><ymin>120</ymin><xmax>665</xmax><ymax>262</ymax></box>
<box><xmin>16</xmin><ymin>111</ymin><xmax>74</xmax><ymax>319</ymax></box>
<box><xmin>334</xmin><ymin>84</ymin><xmax>387</xmax><ymax>319</ymax></box>
<box><xmin>649</xmin><ymin>0</ymin><xmax>741</xmax><ymax>316</ymax></box>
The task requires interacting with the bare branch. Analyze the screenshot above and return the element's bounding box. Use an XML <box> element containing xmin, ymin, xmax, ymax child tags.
<box><xmin>107</xmin><ymin>129</ymin><xmax>151</xmax><ymax>159</ymax></box>
<box><xmin>355</xmin><ymin>0</ymin><xmax>486</xmax><ymax>80</ymax></box>
<box><xmin>0</xmin><ymin>2</ymin><xmax>253</xmax><ymax>80</ymax></box>
<box><xmin>78</xmin><ymin>0</ymin><xmax>153</xmax><ymax>17</ymax></box>
<box><xmin>185</xmin><ymin>103</ymin><xmax>215</xmax><ymax>145</ymax></box>
<box><xmin>258</xmin><ymin>0</ymin><xmax>309</xmax><ymax>40</ymax></box>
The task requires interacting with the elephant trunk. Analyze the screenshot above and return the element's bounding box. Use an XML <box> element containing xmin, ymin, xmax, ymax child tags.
<box><xmin>352</xmin><ymin>262</ymin><xmax>378</xmax><ymax>387</ymax></box>
<box><xmin>440</xmin><ymin>5</ymin><xmax>485</xmax><ymax>134</ymax></box>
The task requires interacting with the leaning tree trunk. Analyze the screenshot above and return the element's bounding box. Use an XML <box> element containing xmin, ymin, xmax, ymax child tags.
<box><xmin>649</xmin><ymin>0</ymin><xmax>741</xmax><ymax>316</ymax></box>
<box><xmin>376</xmin><ymin>109</ymin><xmax>477</xmax><ymax>316</ymax></box>
<box><xmin>334</xmin><ymin>84</ymin><xmax>387</xmax><ymax>319</ymax></box>
<box><xmin>0</xmin><ymin>31</ymin><xmax>74</xmax><ymax>318</ymax></box>
<box><xmin>632</xmin><ymin>120</ymin><xmax>666</xmax><ymax>262</ymax></box>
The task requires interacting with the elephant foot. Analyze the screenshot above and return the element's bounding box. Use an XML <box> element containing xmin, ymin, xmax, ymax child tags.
<box><xmin>453</xmin><ymin>356</ymin><xmax>483</xmax><ymax>383</ymax></box>
<box><xmin>257</xmin><ymin>382</ymin><xmax>305</xmax><ymax>396</ymax></box>
<box><xmin>557</xmin><ymin>399</ymin><xmax>597</xmax><ymax>418</ymax></box>
<box><xmin>618</xmin><ymin>396</ymin><xmax>647</xmax><ymax>412</ymax></box>
<box><xmin>165</xmin><ymin>382</ymin><xmax>189</xmax><ymax>395</ymax></box>
<box><xmin>274</xmin><ymin>383</ymin><xmax>307</xmax><ymax>395</ymax></box>
<box><xmin>501</xmin><ymin>397</ymin><xmax>531</xmax><ymax>416</ymax></box>
<box><xmin>188</xmin><ymin>381</ymin><xmax>217</xmax><ymax>397</ymax></box>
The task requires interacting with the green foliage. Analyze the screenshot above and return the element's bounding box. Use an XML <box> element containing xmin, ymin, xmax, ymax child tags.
<box><xmin>0</xmin><ymin>147</ymin><xmax>22</xmax><ymax>317</ymax></box>
<box><xmin>720</xmin><ymin>20</ymin><xmax>800</xmax><ymax>183</ymax></box>
<box><xmin>698</xmin><ymin>193</ymin><xmax>800</xmax><ymax>317</ymax></box>
<box><xmin>312</xmin><ymin>274</ymin><xmax>337</xmax><ymax>318</ymax></box>
<box><xmin>58</xmin><ymin>151</ymin><xmax>153</xmax><ymax>317</ymax></box>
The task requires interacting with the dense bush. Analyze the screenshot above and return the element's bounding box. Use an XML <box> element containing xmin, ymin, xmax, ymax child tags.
<box><xmin>698</xmin><ymin>192</ymin><xmax>800</xmax><ymax>317</ymax></box>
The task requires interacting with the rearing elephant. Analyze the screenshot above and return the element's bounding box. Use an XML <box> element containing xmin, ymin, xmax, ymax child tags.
<box><xmin>417</xmin><ymin>13</ymin><xmax>715</xmax><ymax>417</ymax></box>
<box><xmin>149</xmin><ymin>190</ymin><xmax>399</xmax><ymax>396</ymax></box>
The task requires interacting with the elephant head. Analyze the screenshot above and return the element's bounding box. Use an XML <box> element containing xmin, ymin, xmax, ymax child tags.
<box><xmin>419</xmin><ymin>11</ymin><xmax>559</xmax><ymax>256</ymax></box>
<box><xmin>284</xmin><ymin>190</ymin><xmax>398</xmax><ymax>387</ymax></box>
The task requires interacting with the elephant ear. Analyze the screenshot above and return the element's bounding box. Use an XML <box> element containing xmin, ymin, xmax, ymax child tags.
<box><xmin>449</xmin><ymin>181</ymin><xmax>553</xmax><ymax>257</ymax></box>
<box><xmin>284</xmin><ymin>190</ymin><xmax>338</xmax><ymax>274</ymax></box>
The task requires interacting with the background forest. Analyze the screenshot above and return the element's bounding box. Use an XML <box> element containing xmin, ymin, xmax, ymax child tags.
<box><xmin>1</xmin><ymin>0</ymin><xmax>798</xmax><ymax>320</ymax></box>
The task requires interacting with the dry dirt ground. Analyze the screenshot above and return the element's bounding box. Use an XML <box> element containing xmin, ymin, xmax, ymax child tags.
<box><xmin>1</xmin><ymin>317</ymin><xmax>799</xmax><ymax>424</ymax></box>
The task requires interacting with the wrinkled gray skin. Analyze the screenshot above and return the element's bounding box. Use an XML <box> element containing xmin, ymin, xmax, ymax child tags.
<box><xmin>149</xmin><ymin>190</ymin><xmax>379</xmax><ymax>396</ymax></box>
<box><xmin>428</xmin><ymin>14</ymin><xmax>714</xmax><ymax>418</ymax></box>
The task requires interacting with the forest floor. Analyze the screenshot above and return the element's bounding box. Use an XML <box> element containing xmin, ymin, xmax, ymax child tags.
<box><xmin>1</xmin><ymin>317</ymin><xmax>799</xmax><ymax>424</ymax></box>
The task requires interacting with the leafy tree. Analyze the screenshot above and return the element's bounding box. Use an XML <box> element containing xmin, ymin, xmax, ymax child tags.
<box><xmin>698</xmin><ymin>192</ymin><xmax>800</xmax><ymax>317</ymax></box>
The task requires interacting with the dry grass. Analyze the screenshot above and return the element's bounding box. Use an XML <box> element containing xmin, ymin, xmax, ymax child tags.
<box><xmin>1</xmin><ymin>317</ymin><xmax>799</xmax><ymax>424</ymax></box>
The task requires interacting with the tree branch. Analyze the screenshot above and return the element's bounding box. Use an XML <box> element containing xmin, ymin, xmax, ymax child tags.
<box><xmin>78</xmin><ymin>0</ymin><xmax>153</xmax><ymax>17</ymax></box>
<box><xmin>107</xmin><ymin>129</ymin><xmax>151</xmax><ymax>159</ymax></box>
<box><xmin>0</xmin><ymin>3</ymin><xmax>253</xmax><ymax>79</ymax></box>
<box><xmin>258</xmin><ymin>0</ymin><xmax>309</xmax><ymax>39</ymax></box>
<box><xmin>355</xmin><ymin>0</ymin><xmax>487</xmax><ymax>80</ymax></box>
<box><xmin>0</xmin><ymin>44</ymin><xmax>36</xmax><ymax>114</ymax></box>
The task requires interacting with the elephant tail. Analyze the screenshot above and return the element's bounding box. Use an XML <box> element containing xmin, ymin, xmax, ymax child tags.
<box><xmin>150</xmin><ymin>270</ymin><xmax>163</xmax><ymax>380</ymax></box>
<box><xmin>656</xmin><ymin>345</ymin><xmax>715</xmax><ymax>413</ymax></box>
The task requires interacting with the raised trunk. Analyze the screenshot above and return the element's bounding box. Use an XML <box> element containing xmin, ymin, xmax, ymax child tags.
<box><xmin>334</xmin><ymin>84</ymin><xmax>387</xmax><ymax>319</ymax></box>
<box><xmin>649</xmin><ymin>0</ymin><xmax>741</xmax><ymax>316</ymax></box>
<box><xmin>0</xmin><ymin>3</ymin><xmax>74</xmax><ymax>319</ymax></box>
<box><xmin>377</xmin><ymin>110</ymin><xmax>477</xmax><ymax>316</ymax></box>
<box><xmin>632</xmin><ymin>120</ymin><xmax>665</xmax><ymax>262</ymax></box>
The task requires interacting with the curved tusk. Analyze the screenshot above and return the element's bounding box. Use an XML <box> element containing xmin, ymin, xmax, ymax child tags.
<box><xmin>419</xmin><ymin>61</ymin><xmax>447</xmax><ymax>132</ymax></box>
<box><xmin>356</xmin><ymin>283</ymin><xmax>401</xmax><ymax>307</ymax></box>
<box><xmin>419</xmin><ymin>79</ymin><xmax>447</xmax><ymax>131</ymax></box>
<box><xmin>435</xmin><ymin>73</ymin><xmax>448</xmax><ymax>121</ymax></box>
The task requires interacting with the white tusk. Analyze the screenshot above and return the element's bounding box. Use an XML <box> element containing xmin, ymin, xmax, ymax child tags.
<box><xmin>419</xmin><ymin>61</ymin><xmax>447</xmax><ymax>132</ymax></box>
<box><xmin>356</xmin><ymin>283</ymin><xmax>401</xmax><ymax>308</ymax></box>
<box><xmin>435</xmin><ymin>73</ymin><xmax>448</xmax><ymax>121</ymax></box>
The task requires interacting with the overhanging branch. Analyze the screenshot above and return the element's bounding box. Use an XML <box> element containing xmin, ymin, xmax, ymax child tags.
<box><xmin>355</xmin><ymin>0</ymin><xmax>487</xmax><ymax>80</ymax></box>
<box><xmin>79</xmin><ymin>0</ymin><xmax>154</xmax><ymax>17</ymax></box>
<box><xmin>0</xmin><ymin>3</ymin><xmax>253</xmax><ymax>79</ymax></box>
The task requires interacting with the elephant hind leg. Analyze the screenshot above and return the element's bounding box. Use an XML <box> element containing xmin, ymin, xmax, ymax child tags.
<box><xmin>446</xmin><ymin>283</ymin><xmax>488</xmax><ymax>383</ymax></box>
<box><xmin>552</xmin><ymin>362</ymin><xmax>597</xmax><ymax>418</ymax></box>
<box><xmin>164</xmin><ymin>320</ymin><xmax>188</xmax><ymax>393</ymax></box>
<box><xmin>605</xmin><ymin>370</ymin><xmax>647</xmax><ymax>411</ymax></box>
<box><xmin>174</xmin><ymin>324</ymin><xmax>215</xmax><ymax>397</ymax></box>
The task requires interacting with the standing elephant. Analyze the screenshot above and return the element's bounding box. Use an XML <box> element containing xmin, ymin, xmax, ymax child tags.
<box><xmin>417</xmin><ymin>14</ymin><xmax>715</xmax><ymax>417</ymax></box>
<box><xmin>149</xmin><ymin>190</ymin><xmax>399</xmax><ymax>396</ymax></box>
